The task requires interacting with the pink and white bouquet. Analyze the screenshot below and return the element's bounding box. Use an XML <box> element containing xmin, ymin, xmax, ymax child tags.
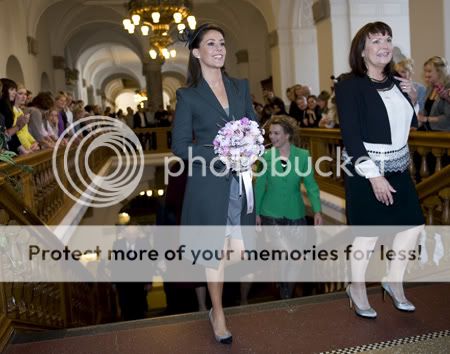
<box><xmin>213</xmin><ymin>117</ymin><xmax>265</xmax><ymax>172</ymax></box>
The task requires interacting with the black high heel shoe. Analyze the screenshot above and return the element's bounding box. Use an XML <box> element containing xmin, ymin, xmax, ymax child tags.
<box><xmin>346</xmin><ymin>285</ymin><xmax>377</xmax><ymax>319</ymax></box>
<box><xmin>381</xmin><ymin>281</ymin><xmax>415</xmax><ymax>312</ymax></box>
<box><xmin>208</xmin><ymin>308</ymin><xmax>233</xmax><ymax>344</ymax></box>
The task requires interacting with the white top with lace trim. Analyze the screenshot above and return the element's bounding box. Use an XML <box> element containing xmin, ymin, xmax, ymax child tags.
<box><xmin>355</xmin><ymin>84</ymin><xmax>414</xmax><ymax>178</ymax></box>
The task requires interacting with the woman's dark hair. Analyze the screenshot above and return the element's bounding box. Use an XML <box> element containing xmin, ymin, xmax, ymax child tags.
<box><xmin>349</xmin><ymin>21</ymin><xmax>393</xmax><ymax>77</ymax></box>
<box><xmin>186</xmin><ymin>23</ymin><xmax>226</xmax><ymax>87</ymax></box>
<box><xmin>271</xmin><ymin>97</ymin><xmax>288</xmax><ymax>115</ymax></box>
<box><xmin>0</xmin><ymin>78</ymin><xmax>17</xmax><ymax>107</ymax></box>
<box><xmin>30</xmin><ymin>92</ymin><xmax>54</xmax><ymax>110</ymax></box>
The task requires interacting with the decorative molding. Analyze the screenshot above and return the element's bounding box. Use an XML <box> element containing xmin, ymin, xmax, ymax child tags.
<box><xmin>299</xmin><ymin>0</ymin><xmax>315</xmax><ymax>28</ymax></box>
<box><xmin>235</xmin><ymin>50</ymin><xmax>249</xmax><ymax>64</ymax></box>
<box><xmin>26</xmin><ymin>36</ymin><xmax>38</xmax><ymax>56</ymax></box>
<box><xmin>312</xmin><ymin>0</ymin><xmax>330</xmax><ymax>24</ymax></box>
<box><xmin>64</xmin><ymin>68</ymin><xmax>79</xmax><ymax>86</ymax></box>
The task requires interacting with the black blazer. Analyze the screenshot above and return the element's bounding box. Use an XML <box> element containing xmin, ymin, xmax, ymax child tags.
<box><xmin>335</xmin><ymin>74</ymin><xmax>417</xmax><ymax>164</ymax></box>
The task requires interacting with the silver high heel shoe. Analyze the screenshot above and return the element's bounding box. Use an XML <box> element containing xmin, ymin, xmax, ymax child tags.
<box><xmin>346</xmin><ymin>285</ymin><xmax>377</xmax><ymax>319</ymax></box>
<box><xmin>208</xmin><ymin>308</ymin><xmax>232</xmax><ymax>344</ymax></box>
<box><xmin>381</xmin><ymin>282</ymin><xmax>415</xmax><ymax>312</ymax></box>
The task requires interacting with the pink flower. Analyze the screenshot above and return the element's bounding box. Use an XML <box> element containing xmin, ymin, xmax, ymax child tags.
<box><xmin>212</xmin><ymin>117</ymin><xmax>265</xmax><ymax>172</ymax></box>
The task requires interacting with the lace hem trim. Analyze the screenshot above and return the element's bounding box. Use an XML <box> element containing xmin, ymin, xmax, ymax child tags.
<box><xmin>342</xmin><ymin>144</ymin><xmax>410</xmax><ymax>173</ymax></box>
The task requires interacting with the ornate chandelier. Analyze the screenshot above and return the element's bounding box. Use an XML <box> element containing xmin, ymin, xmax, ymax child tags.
<box><xmin>122</xmin><ymin>0</ymin><xmax>196</xmax><ymax>60</ymax></box>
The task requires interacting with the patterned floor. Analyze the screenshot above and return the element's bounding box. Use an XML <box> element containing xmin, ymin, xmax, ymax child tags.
<box><xmin>323</xmin><ymin>329</ymin><xmax>450</xmax><ymax>353</ymax></box>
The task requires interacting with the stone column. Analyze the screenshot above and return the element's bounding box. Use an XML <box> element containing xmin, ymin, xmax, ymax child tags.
<box><xmin>315</xmin><ymin>0</ymin><xmax>351</xmax><ymax>90</ymax></box>
<box><xmin>269</xmin><ymin>0</ymin><xmax>320</xmax><ymax>101</ymax></box>
<box><xmin>143</xmin><ymin>59</ymin><xmax>164</xmax><ymax>110</ymax></box>
<box><xmin>443</xmin><ymin>0</ymin><xmax>450</xmax><ymax>60</ymax></box>
<box><xmin>269</xmin><ymin>29</ymin><xmax>294</xmax><ymax>101</ymax></box>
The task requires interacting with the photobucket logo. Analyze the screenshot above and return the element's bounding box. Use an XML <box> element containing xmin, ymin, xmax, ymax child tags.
<box><xmin>52</xmin><ymin>116</ymin><xmax>144</xmax><ymax>208</ymax></box>
<box><xmin>164</xmin><ymin>146</ymin><xmax>374</xmax><ymax>183</ymax></box>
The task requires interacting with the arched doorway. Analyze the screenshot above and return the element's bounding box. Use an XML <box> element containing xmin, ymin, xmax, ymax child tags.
<box><xmin>6</xmin><ymin>56</ymin><xmax>25</xmax><ymax>85</ymax></box>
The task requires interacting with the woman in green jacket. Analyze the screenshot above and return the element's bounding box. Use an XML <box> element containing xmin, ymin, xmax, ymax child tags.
<box><xmin>255</xmin><ymin>115</ymin><xmax>322</xmax><ymax>298</ymax></box>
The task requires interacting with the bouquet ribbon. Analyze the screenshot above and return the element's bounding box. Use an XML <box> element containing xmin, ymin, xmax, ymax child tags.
<box><xmin>239</xmin><ymin>170</ymin><xmax>254</xmax><ymax>214</ymax></box>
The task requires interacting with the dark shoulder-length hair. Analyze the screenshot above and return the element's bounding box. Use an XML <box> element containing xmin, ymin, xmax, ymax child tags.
<box><xmin>349</xmin><ymin>21</ymin><xmax>393</xmax><ymax>77</ymax></box>
<box><xmin>186</xmin><ymin>24</ymin><xmax>226</xmax><ymax>87</ymax></box>
<box><xmin>0</xmin><ymin>78</ymin><xmax>17</xmax><ymax>106</ymax></box>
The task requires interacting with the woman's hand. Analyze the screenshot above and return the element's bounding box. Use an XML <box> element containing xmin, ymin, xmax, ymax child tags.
<box><xmin>15</xmin><ymin>115</ymin><xmax>27</xmax><ymax>130</ymax></box>
<box><xmin>369</xmin><ymin>176</ymin><xmax>396</xmax><ymax>205</ymax></box>
<box><xmin>30</xmin><ymin>142</ymin><xmax>40</xmax><ymax>151</ymax></box>
<box><xmin>394</xmin><ymin>76</ymin><xmax>417</xmax><ymax>104</ymax></box>
<box><xmin>314</xmin><ymin>212</ymin><xmax>323</xmax><ymax>225</ymax></box>
<box><xmin>417</xmin><ymin>113</ymin><xmax>428</xmax><ymax>123</ymax></box>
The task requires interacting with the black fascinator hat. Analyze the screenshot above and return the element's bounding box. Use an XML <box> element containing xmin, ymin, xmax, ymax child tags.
<box><xmin>178</xmin><ymin>23</ymin><xmax>211</xmax><ymax>50</ymax></box>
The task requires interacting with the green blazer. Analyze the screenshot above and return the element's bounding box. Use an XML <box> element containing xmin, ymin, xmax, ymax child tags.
<box><xmin>172</xmin><ymin>74</ymin><xmax>257</xmax><ymax>226</ymax></box>
<box><xmin>255</xmin><ymin>145</ymin><xmax>321</xmax><ymax>220</ymax></box>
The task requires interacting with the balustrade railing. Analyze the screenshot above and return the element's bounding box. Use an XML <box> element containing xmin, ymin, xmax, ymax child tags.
<box><xmin>298</xmin><ymin>128</ymin><xmax>450</xmax><ymax>225</ymax></box>
<box><xmin>0</xmin><ymin>142</ymin><xmax>116</xmax><ymax>351</ymax></box>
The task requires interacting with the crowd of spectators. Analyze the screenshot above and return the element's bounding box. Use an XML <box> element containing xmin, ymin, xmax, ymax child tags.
<box><xmin>0</xmin><ymin>77</ymin><xmax>174</xmax><ymax>157</ymax></box>
<box><xmin>2</xmin><ymin>55</ymin><xmax>448</xmax><ymax>159</ymax></box>
<box><xmin>252</xmin><ymin>55</ymin><xmax>450</xmax><ymax>133</ymax></box>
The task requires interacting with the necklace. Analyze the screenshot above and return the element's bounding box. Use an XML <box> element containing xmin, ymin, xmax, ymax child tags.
<box><xmin>368</xmin><ymin>75</ymin><xmax>388</xmax><ymax>83</ymax></box>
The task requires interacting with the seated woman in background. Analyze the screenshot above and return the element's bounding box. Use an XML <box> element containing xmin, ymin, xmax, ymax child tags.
<box><xmin>292</xmin><ymin>96</ymin><xmax>308</xmax><ymax>127</ymax></box>
<box><xmin>14</xmin><ymin>84</ymin><xmax>40</xmax><ymax>153</ymax></box>
<box><xmin>394</xmin><ymin>58</ymin><xmax>427</xmax><ymax>114</ymax></box>
<box><xmin>417</xmin><ymin>56</ymin><xmax>450</xmax><ymax>131</ymax></box>
<box><xmin>255</xmin><ymin>115</ymin><xmax>322</xmax><ymax>299</ymax></box>
<box><xmin>318</xmin><ymin>93</ymin><xmax>339</xmax><ymax>128</ymax></box>
<box><xmin>316</xmin><ymin>90</ymin><xmax>331</xmax><ymax>117</ymax></box>
<box><xmin>305</xmin><ymin>95</ymin><xmax>321</xmax><ymax>127</ymax></box>
<box><xmin>0</xmin><ymin>78</ymin><xmax>26</xmax><ymax>154</ymax></box>
<box><xmin>28</xmin><ymin>92</ymin><xmax>56</xmax><ymax>149</ymax></box>
<box><xmin>44</xmin><ymin>107</ymin><xmax>65</xmax><ymax>145</ymax></box>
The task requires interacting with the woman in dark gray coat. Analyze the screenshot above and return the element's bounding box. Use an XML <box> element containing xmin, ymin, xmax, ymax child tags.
<box><xmin>172</xmin><ymin>24</ymin><xmax>256</xmax><ymax>344</ymax></box>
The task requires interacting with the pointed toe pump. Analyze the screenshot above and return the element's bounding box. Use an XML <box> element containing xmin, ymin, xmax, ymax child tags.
<box><xmin>346</xmin><ymin>285</ymin><xmax>377</xmax><ymax>319</ymax></box>
<box><xmin>208</xmin><ymin>309</ymin><xmax>233</xmax><ymax>344</ymax></box>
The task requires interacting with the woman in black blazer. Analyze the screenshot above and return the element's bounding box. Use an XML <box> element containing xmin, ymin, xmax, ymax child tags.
<box><xmin>335</xmin><ymin>22</ymin><xmax>424</xmax><ymax>319</ymax></box>
<box><xmin>172</xmin><ymin>24</ymin><xmax>257</xmax><ymax>344</ymax></box>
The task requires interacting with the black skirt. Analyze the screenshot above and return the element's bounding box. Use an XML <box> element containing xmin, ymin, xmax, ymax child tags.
<box><xmin>344</xmin><ymin>167</ymin><xmax>425</xmax><ymax>226</ymax></box>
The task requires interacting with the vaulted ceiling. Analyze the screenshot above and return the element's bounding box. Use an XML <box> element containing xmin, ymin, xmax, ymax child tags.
<box><xmin>29</xmin><ymin>0</ymin><xmax>292</xmax><ymax>103</ymax></box>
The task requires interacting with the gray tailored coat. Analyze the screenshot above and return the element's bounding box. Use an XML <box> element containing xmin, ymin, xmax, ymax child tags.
<box><xmin>172</xmin><ymin>75</ymin><xmax>258</xmax><ymax>267</ymax></box>
<box><xmin>172</xmin><ymin>74</ymin><xmax>257</xmax><ymax>227</ymax></box>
